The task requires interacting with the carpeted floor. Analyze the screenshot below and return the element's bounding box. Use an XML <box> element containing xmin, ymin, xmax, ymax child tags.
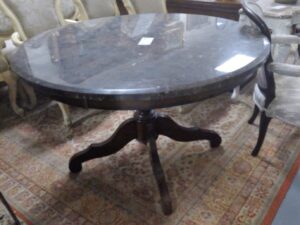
<box><xmin>0</xmin><ymin>92</ymin><xmax>299</xmax><ymax>225</ymax></box>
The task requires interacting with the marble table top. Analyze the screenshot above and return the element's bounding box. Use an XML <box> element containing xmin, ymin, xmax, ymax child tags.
<box><xmin>9</xmin><ymin>14</ymin><xmax>270</xmax><ymax>110</ymax></box>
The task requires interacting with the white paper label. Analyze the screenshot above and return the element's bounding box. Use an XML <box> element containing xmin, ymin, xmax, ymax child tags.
<box><xmin>138</xmin><ymin>37</ymin><xmax>154</xmax><ymax>46</ymax></box>
<box><xmin>215</xmin><ymin>54</ymin><xmax>255</xmax><ymax>73</ymax></box>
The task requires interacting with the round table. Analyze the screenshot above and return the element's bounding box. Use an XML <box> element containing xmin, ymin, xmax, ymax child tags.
<box><xmin>9</xmin><ymin>13</ymin><xmax>270</xmax><ymax>215</ymax></box>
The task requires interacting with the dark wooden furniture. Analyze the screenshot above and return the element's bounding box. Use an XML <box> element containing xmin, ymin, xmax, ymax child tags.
<box><xmin>9</xmin><ymin>13</ymin><xmax>269</xmax><ymax>215</ymax></box>
<box><xmin>167</xmin><ymin>0</ymin><xmax>241</xmax><ymax>20</ymax></box>
<box><xmin>117</xmin><ymin>0</ymin><xmax>241</xmax><ymax>20</ymax></box>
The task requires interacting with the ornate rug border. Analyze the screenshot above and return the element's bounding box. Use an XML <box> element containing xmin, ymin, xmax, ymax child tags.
<box><xmin>262</xmin><ymin>148</ymin><xmax>300</xmax><ymax>225</ymax></box>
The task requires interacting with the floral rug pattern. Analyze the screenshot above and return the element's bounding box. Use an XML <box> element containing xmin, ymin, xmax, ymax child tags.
<box><xmin>0</xmin><ymin>93</ymin><xmax>298</xmax><ymax>225</ymax></box>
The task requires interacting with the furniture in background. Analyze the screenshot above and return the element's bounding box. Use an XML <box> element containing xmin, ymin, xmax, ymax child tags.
<box><xmin>122</xmin><ymin>0</ymin><xmax>167</xmax><ymax>14</ymax></box>
<box><xmin>254</xmin><ymin>0</ymin><xmax>300</xmax><ymax>19</ymax></box>
<box><xmin>9</xmin><ymin>12</ymin><xmax>270</xmax><ymax>214</ymax></box>
<box><xmin>248</xmin><ymin>40</ymin><xmax>300</xmax><ymax>156</ymax></box>
<box><xmin>120</xmin><ymin>0</ymin><xmax>241</xmax><ymax>19</ymax></box>
<box><xmin>275</xmin><ymin>0</ymin><xmax>297</xmax><ymax>3</ymax></box>
<box><xmin>0</xmin><ymin>11</ymin><xmax>13</xmax><ymax>46</ymax></box>
<box><xmin>248</xmin><ymin>0</ymin><xmax>300</xmax><ymax>36</ymax></box>
<box><xmin>72</xmin><ymin>0</ymin><xmax>120</xmax><ymax>20</ymax></box>
<box><xmin>115</xmin><ymin>0</ymin><xmax>241</xmax><ymax>19</ymax></box>
<box><xmin>0</xmin><ymin>0</ymin><xmax>77</xmax><ymax>125</ymax></box>
<box><xmin>167</xmin><ymin>0</ymin><xmax>241</xmax><ymax>20</ymax></box>
<box><xmin>0</xmin><ymin>42</ymin><xmax>23</xmax><ymax>116</ymax></box>
<box><xmin>61</xmin><ymin>0</ymin><xmax>79</xmax><ymax>21</ymax></box>
<box><xmin>231</xmin><ymin>0</ymin><xmax>300</xmax><ymax>102</ymax></box>
<box><xmin>241</xmin><ymin>0</ymin><xmax>300</xmax><ymax>156</ymax></box>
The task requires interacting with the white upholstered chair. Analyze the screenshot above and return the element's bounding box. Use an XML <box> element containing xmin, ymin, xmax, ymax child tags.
<box><xmin>122</xmin><ymin>0</ymin><xmax>167</xmax><ymax>14</ymax></box>
<box><xmin>72</xmin><ymin>0</ymin><xmax>119</xmax><ymax>20</ymax></box>
<box><xmin>0</xmin><ymin>0</ymin><xmax>72</xmax><ymax>125</ymax></box>
<box><xmin>241</xmin><ymin>0</ymin><xmax>300</xmax><ymax>156</ymax></box>
<box><xmin>248</xmin><ymin>38</ymin><xmax>300</xmax><ymax>156</ymax></box>
<box><xmin>0</xmin><ymin>0</ymin><xmax>67</xmax><ymax>46</ymax></box>
<box><xmin>231</xmin><ymin>0</ymin><xmax>300</xmax><ymax>101</ymax></box>
<box><xmin>0</xmin><ymin>43</ymin><xmax>24</xmax><ymax>116</ymax></box>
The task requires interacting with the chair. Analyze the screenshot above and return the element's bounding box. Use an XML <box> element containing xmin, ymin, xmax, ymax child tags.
<box><xmin>72</xmin><ymin>0</ymin><xmax>119</xmax><ymax>20</ymax></box>
<box><xmin>241</xmin><ymin>0</ymin><xmax>300</xmax><ymax>156</ymax></box>
<box><xmin>0</xmin><ymin>42</ymin><xmax>24</xmax><ymax>116</ymax></box>
<box><xmin>0</xmin><ymin>11</ymin><xmax>13</xmax><ymax>46</ymax></box>
<box><xmin>122</xmin><ymin>0</ymin><xmax>167</xmax><ymax>14</ymax></box>
<box><xmin>0</xmin><ymin>0</ymin><xmax>72</xmax><ymax>125</ymax></box>
<box><xmin>61</xmin><ymin>0</ymin><xmax>78</xmax><ymax>21</ymax></box>
<box><xmin>231</xmin><ymin>0</ymin><xmax>296</xmax><ymax>101</ymax></box>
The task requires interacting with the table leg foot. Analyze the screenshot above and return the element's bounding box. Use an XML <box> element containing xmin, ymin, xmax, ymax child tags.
<box><xmin>155</xmin><ymin>114</ymin><xmax>222</xmax><ymax>148</ymax></box>
<box><xmin>69</xmin><ymin>160</ymin><xmax>82</xmax><ymax>173</ymax></box>
<box><xmin>69</xmin><ymin>118</ymin><xmax>138</xmax><ymax>174</ymax></box>
<box><xmin>210</xmin><ymin>135</ymin><xmax>222</xmax><ymax>148</ymax></box>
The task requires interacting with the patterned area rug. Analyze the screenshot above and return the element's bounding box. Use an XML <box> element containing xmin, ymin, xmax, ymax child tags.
<box><xmin>0</xmin><ymin>92</ymin><xmax>299</xmax><ymax>225</ymax></box>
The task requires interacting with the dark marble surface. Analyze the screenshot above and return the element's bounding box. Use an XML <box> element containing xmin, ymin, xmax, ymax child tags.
<box><xmin>9</xmin><ymin>13</ymin><xmax>270</xmax><ymax>110</ymax></box>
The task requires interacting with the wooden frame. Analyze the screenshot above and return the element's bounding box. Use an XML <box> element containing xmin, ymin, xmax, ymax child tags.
<box><xmin>73</xmin><ymin>0</ymin><xmax>120</xmax><ymax>20</ymax></box>
<box><xmin>0</xmin><ymin>49</ymin><xmax>24</xmax><ymax>115</ymax></box>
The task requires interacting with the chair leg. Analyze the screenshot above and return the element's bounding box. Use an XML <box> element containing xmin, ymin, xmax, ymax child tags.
<box><xmin>251</xmin><ymin>112</ymin><xmax>272</xmax><ymax>157</ymax></box>
<box><xmin>1</xmin><ymin>71</ymin><xmax>24</xmax><ymax>116</ymax></box>
<box><xmin>0</xmin><ymin>192</ymin><xmax>21</xmax><ymax>225</ymax></box>
<box><xmin>20</xmin><ymin>81</ymin><xmax>37</xmax><ymax>109</ymax></box>
<box><xmin>57</xmin><ymin>102</ymin><xmax>71</xmax><ymax>126</ymax></box>
<box><xmin>17</xmin><ymin>81</ymin><xmax>27</xmax><ymax>104</ymax></box>
<box><xmin>248</xmin><ymin>105</ymin><xmax>259</xmax><ymax>124</ymax></box>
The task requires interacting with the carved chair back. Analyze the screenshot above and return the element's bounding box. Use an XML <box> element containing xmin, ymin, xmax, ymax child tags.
<box><xmin>73</xmin><ymin>0</ymin><xmax>119</xmax><ymax>20</ymax></box>
<box><xmin>61</xmin><ymin>0</ymin><xmax>77</xmax><ymax>20</ymax></box>
<box><xmin>0</xmin><ymin>0</ymin><xmax>65</xmax><ymax>40</ymax></box>
<box><xmin>242</xmin><ymin>0</ymin><xmax>275</xmax><ymax>108</ymax></box>
<box><xmin>0</xmin><ymin>11</ymin><xmax>13</xmax><ymax>40</ymax></box>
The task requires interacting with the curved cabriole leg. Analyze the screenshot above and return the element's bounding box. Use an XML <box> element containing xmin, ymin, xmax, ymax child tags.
<box><xmin>57</xmin><ymin>102</ymin><xmax>72</xmax><ymax>126</ymax></box>
<box><xmin>155</xmin><ymin>115</ymin><xmax>222</xmax><ymax>148</ymax></box>
<box><xmin>2</xmin><ymin>71</ymin><xmax>24</xmax><ymax>116</ymax></box>
<box><xmin>20</xmin><ymin>81</ymin><xmax>37</xmax><ymax>109</ymax></box>
<box><xmin>248</xmin><ymin>105</ymin><xmax>260</xmax><ymax>124</ymax></box>
<box><xmin>251</xmin><ymin>112</ymin><xmax>272</xmax><ymax>157</ymax></box>
<box><xmin>69</xmin><ymin>118</ymin><xmax>138</xmax><ymax>173</ymax></box>
<box><xmin>148</xmin><ymin>135</ymin><xmax>172</xmax><ymax>215</ymax></box>
<box><xmin>69</xmin><ymin>110</ymin><xmax>222</xmax><ymax>215</ymax></box>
